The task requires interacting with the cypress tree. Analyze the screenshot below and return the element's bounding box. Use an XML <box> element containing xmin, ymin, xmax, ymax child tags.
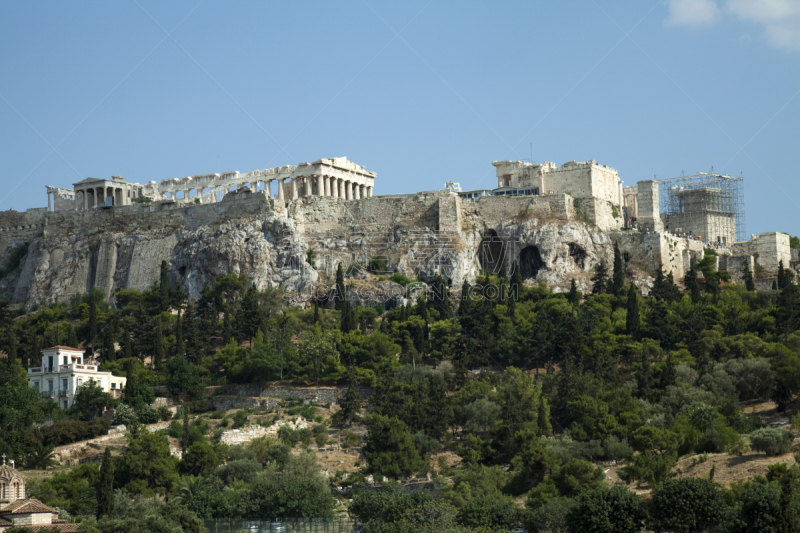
<box><xmin>773</xmin><ymin>280</ymin><xmax>778</xmax><ymax>291</ymax></box>
<box><xmin>103</xmin><ymin>320</ymin><xmax>116</xmax><ymax>362</ymax></box>
<box><xmin>313</xmin><ymin>302</ymin><xmax>321</xmax><ymax>325</ymax></box>
<box><xmin>334</xmin><ymin>371</ymin><xmax>361</xmax><ymax>427</ymax></box>
<box><xmin>416</xmin><ymin>291</ymin><xmax>428</xmax><ymax>320</ymax></box>
<box><xmin>159</xmin><ymin>260</ymin><xmax>169</xmax><ymax>309</ymax></box>
<box><xmin>341</xmin><ymin>301</ymin><xmax>356</xmax><ymax>333</ymax></box>
<box><xmin>567</xmin><ymin>278</ymin><xmax>580</xmax><ymax>307</ymax></box>
<box><xmin>742</xmin><ymin>262</ymin><xmax>756</xmax><ymax>292</ymax></box>
<box><xmin>510</xmin><ymin>261</ymin><xmax>523</xmax><ymax>302</ymax></box>
<box><xmin>612</xmin><ymin>242</ymin><xmax>624</xmax><ymax>295</ymax></box>
<box><xmin>223</xmin><ymin>311</ymin><xmax>232</xmax><ymax>344</ymax></box>
<box><xmin>96</xmin><ymin>447</ymin><xmax>114</xmax><ymax>519</ymax></box>
<box><xmin>7</xmin><ymin>328</ymin><xmax>18</xmax><ymax>366</ymax></box>
<box><xmin>685</xmin><ymin>266</ymin><xmax>701</xmax><ymax>303</ymax></box>
<box><xmin>431</xmin><ymin>274</ymin><xmax>453</xmax><ymax>319</ymax></box>
<box><xmin>181</xmin><ymin>405</ymin><xmax>190</xmax><ymax>456</ymax></box>
<box><xmin>626</xmin><ymin>285</ymin><xmax>640</xmax><ymax>339</ymax></box>
<box><xmin>335</xmin><ymin>263</ymin><xmax>346</xmax><ymax>311</ymax></box>
<box><xmin>89</xmin><ymin>295</ymin><xmax>98</xmax><ymax>349</ymax></box>
<box><xmin>591</xmin><ymin>261</ymin><xmax>609</xmax><ymax>295</ymax></box>
<box><xmin>459</xmin><ymin>280</ymin><xmax>472</xmax><ymax>316</ymax></box>
<box><xmin>123</xmin><ymin>329</ymin><xmax>132</xmax><ymax>359</ymax></box>
<box><xmin>175</xmin><ymin>310</ymin><xmax>184</xmax><ymax>358</ymax></box>
<box><xmin>184</xmin><ymin>300</ymin><xmax>198</xmax><ymax>360</ymax></box>
<box><xmin>778</xmin><ymin>260</ymin><xmax>786</xmax><ymax>289</ymax></box>
<box><xmin>154</xmin><ymin>317</ymin><xmax>164</xmax><ymax>368</ymax></box>
<box><xmin>67</xmin><ymin>323</ymin><xmax>77</xmax><ymax>348</ymax></box>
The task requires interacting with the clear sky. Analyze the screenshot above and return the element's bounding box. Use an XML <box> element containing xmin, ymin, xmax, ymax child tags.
<box><xmin>1</xmin><ymin>0</ymin><xmax>798</xmax><ymax>237</ymax></box>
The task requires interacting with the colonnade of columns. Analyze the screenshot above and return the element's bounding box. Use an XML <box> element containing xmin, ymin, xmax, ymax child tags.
<box><xmin>273</xmin><ymin>175</ymin><xmax>373</xmax><ymax>202</ymax></box>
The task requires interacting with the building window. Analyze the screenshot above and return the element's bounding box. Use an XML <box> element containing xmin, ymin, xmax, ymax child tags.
<box><xmin>63</xmin><ymin>401</ymin><xmax>68</xmax><ymax>409</ymax></box>
<box><xmin>34</xmin><ymin>382</ymin><xmax>39</xmax><ymax>392</ymax></box>
<box><xmin>48</xmin><ymin>380</ymin><xmax>53</xmax><ymax>393</ymax></box>
<box><xmin>77</xmin><ymin>378</ymin><xmax>83</xmax><ymax>388</ymax></box>
<box><xmin>111</xmin><ymin>383</ymin><xmax>116</xmax><ymax>389</ymax></box>
<box><xmin>62</xmin><ymin>378</ymin><xmax>67</xmax><ymax>391</ymax></box>
<box><xmin>63</xmin><ymin>356</ymin><xmax>68</xmax><ymax>365</ymax></box>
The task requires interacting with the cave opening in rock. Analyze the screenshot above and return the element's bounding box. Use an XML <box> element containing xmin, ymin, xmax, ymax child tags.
<box><xmin>478</xmin><ymin>230</ymin><xmax>504</xmax><ymax>273</ymax></box>
<box><xmin>568</xmin><ymin>243</ymin><xmax>587</xmax><ymax>269</ymax></box>
<box><xmin>520</xmin><ymin>246</ymin><xmax>544</xmax><ymax>279</ymax></box>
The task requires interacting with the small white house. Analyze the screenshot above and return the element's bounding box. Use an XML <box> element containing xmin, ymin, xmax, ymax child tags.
<box><xmin>27</xmin><ymin>346</ymin><xmax>127</xmax><ymax>410</ymax></box>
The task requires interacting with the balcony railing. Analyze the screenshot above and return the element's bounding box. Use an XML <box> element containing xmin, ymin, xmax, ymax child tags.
<box><xmin>39</xmin><ymin>387</ymin><xmax>73</xmax><ymax>398</ymax></box>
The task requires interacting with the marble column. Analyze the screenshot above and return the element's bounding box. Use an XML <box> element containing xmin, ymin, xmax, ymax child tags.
<box><xmin>323</xmin><ymin>176</ymin><xmax>329</xmax><ymax>197</ymax></box>
<box><xmin>291</xmin><ymin>179</ymin><xmax>298</xmax><ymax>200</ymax></box>
<box><xmin>368</xmin><ymin>186</ymin><xmax>373</xmax><ymax>197</ymax></box>
<box><xmin>48</xmin><ymin>193</ymin><xmax>53</xmax><ymax>211</ymax></box>
<box><xmin>335</xmin><ymin>179</ymin><xmax>341</xmax><ymax>199</ymax></box>
<box><xmin>278</xmin><ymin>179</ymin><xmax>285</xmax><ymax>201</ymax></box>
<box><xmin>354</xmin><ymin>184</ymin><xmax>360</xmax><ymax>200</ymax></box>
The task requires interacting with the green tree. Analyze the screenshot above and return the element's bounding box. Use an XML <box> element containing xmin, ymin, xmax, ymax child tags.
<box><xmin>363</xmin><ymin>414</ymin><xmax>424</xmax><ymax>477</ymax></box>
<box><xmin>67</xmin><ymin>323</ymin><xmax>78</xmax><ymax>349</ymax></box>
<box><xmin>612</xmin><ymin>242</ymin><xmax>624</xmax><ymax>295</ymax></box>
<box><xmin>335</xmin><ymin>263</ymin><xmax>346</xmax><ymax>311</ymax></box>
<box><xmin>96</xmin><ymin>448</ymin><xmax>115</xmax><ymax>519</ymax></box>
<box><xmin>626</xmin><ymin>285</ymin><xmax>640</xmax><ymax>339</ymax></box>
<box><xmin>153</xmin><ymin>317</ymin><xmax>164</xmax><ymax>367</ymax></box>
<box><xmin>591</xmin><ymin>261</ymin><xmax>609</xmax><ymax>295</ymax></box>
<box><xmin>115</xmin><ymin>430</ymin><xmax>179</xmax><ymax>496</ymax></box>
<box><xmin>332</xmin><ymin>372</ymin><xmax>361</xmax><ymax>427</ymax></box>
<box><xmin>742</xmin><ymin>262</ymin><xmax>755</xmax><ymax>291</ymax></box>
<box><xmin>159</xmin><ymin>260</ymin><xmax>169</xmax><ymax>309</ymax></box>
<box><xmin>0</xmin><ymin>361</ymin><xmax>45</xmax><ymax>457</ymax></box>
<box><xmin>180</xmin><ymin>442</ymin><xmax>222</xmax><ymax>477</ymax></box>
<box><xmin>166</xmin><ymin>355</ymin><xmax>204</xmax><ymax>401</ymax></box>
<box><xmin>566</xmin><ymin>486</ymin><xmax>645</xmax><ymax>533</ymax></box>
<box><xmin>101</xmin><ymin>319</ymin><xmax>115</xmax><ymax>362</ymax></box>
<box><xmin>650</xmin><ymin>478</ymin><xmax>725</xmax><ymax>533</ymax></box>
<box><xmin>567</xmin><ymin>278</ymin><xmax>581</xmax><ymax>307</ymax></box>
<box><xmin>71</xmin><ymin>380</ymin><xmax>115</xmax><ymax>421</ymax></box>
<box><xmin>431</xmin><ymin>274</ymin><xmax>453</xmax><ymax>319</ymax></box>
<box><xmin>174</xmin><ymin>309</ymin><xmax>184</xmax><ymax>357</ymax></box>
<box><xmin>685</xmin><ymin>266</ymin><xmax>701</xmax><ymax>303</ymax></box>
<box><xmin>730</xmin><ymin>483</ymin><xmax>781</xmax><ymax>533</ymax></box>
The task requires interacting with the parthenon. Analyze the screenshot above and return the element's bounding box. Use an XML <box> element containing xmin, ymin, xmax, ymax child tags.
<box><xmin>53</xmin><ymin>157</ymin><xmax>376</xmax><ymax>211</ymax></box>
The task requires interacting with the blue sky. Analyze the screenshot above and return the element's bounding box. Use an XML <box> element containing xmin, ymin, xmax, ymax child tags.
<box><xmin>1</xmin><ymin>0</ymin><xmax>798</xmax><ymax>236</ymax></box>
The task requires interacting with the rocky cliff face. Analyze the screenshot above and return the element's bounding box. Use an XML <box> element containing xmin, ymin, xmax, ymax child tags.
<box><xmin>0</xmin><ymin>192</ymin><xmax>649</xmax><ymax>307</ymax></box>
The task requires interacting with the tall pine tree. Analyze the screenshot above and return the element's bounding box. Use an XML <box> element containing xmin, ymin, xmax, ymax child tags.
<box><xmin>742</xmin><ymin>262</ymin><xmax>756</xmax><ymax>292</ymax></box>
<box><xmin>685</xmin><ymin>266</ymin><xmax>702</xmax><ymax>303</ymax></box>
<box><xmin>175</xmin><ymin>309</ymin><xmax>184</xmax><ymax>358</ymax></box>
<box><xmin>591</xmin><ymin>261</ymin><xmax>609</xmax><ymax>295</ymax></box>
<box><xmin>159</xmin><ymin>260</ymin><xmax>169</xmax><ymax>310</ymax></box>
<box><xmin>154</xmin><ymin>317</ymin><xmax>165</xmax><ymax>368</ymax></box>
<box><xmin>431</xmin><ymin>274</ymin><xmax>453</xmax><ymax>319</ymax></box>
<box><xmin>612</xmin><ymin>242</ymin><xmax>625</xmax><ymax>295</ymax></box>
<box><xmin>67</xmin><ymin>323</ymin><xmax>78</xmax><ymax>349</ymax></box>
<box><xmin>459</xmin><ymin>280</ymin><xmax>472</xmax><ymax>316</ymax></box>
<box><xmin>184</xmin><ymin>300</ymin><xmax>198</xmax><ymax>361</ymax></box>
<box><xmin>6</xmin><ymin>328</ymin><xmax>18</xmax><ymax>366</ymax></box>
<box><xmin>626</xmin><ymin>285</ymin><xmax>640</xmax><ymax>339</ymax></box>
<box><xmin>102</xmin><ymin>320</ymin><xmax>116</xmax><ymax>362</ymax></box>
<box><xmin>778</xmin><ymin>260</ymin><xmax>786</xmax><ymax>289</ymax></box>
<box><xmin>567</xmin><ymin>279</ymin><xmax>580</xmax><ymax>307</ymax></box>
<box><xmin>96</xmin><ymin>447</ymin><xmax>114</xmax><ymax>519</ymax></box>
<box><xmin>335</xmin><ymin>263</ymin><xmax>346</xmax><ymax>311</ymax></box>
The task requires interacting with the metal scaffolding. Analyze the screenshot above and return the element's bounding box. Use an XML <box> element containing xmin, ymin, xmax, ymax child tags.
<box><xmin>657</xmin><ymin>172</ymin><xmax>746</xmax><ymax>244</ymax></box>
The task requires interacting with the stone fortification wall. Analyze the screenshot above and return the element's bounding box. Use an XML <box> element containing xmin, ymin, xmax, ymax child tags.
<box><xmin>731</xmin><ymin>232</ymin><xmax>792</xmax><ymax>274</ymax></box>
<box><xmin>614</xmin><ymin>231</ymin><xmax>704</xmax><ymax>285</ymax></box>
<box><xmin>207</xmin><ymin>384</ymin><xmax>375</xmax><ymax>405</ymax></box>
